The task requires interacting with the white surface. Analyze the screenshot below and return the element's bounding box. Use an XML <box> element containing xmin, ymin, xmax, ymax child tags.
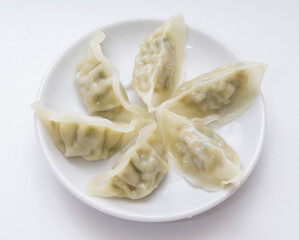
<box><xmin>35</xmin><ymin>19</ymin><xmax>265</xmax><ymax>222</ymax></box>
<box><xmin>1</xmin><ymin>0</ymin><xmax>298</xmax><ymax>238</ymax></box>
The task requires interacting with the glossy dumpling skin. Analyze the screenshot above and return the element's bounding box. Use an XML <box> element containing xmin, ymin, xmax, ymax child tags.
<box><xmin>86</xmin><ymin>123</ymin><xmax>168</xmax><ymax>199</ymax></box>
<box><xmin>32</xmin><ymin>102</ymin><xmax>144</xmax><ymax>161</ymax></box>
<box><xmin>131</xmin><ymin>14</ymin><xmax>186</xmax><ymax>112</ymax></box>
<box><xmin>157</xmin><ymin>109</ymin><xmax>242</xmax><ymax>191</ymax></box>
<box><xmin>75</xmin><ymin>31</ymin><xmax>148</xmax><ymax>121</ymax></box>
<box><xmin>162</xmin><ymin>62</ymin><xmax>267</xmax><ymax>124</ymax></box>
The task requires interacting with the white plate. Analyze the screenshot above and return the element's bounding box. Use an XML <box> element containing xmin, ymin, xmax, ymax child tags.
<box><xmin>35</xmin><ymin>19</ymin><xmax>266</xmax><ymax>222</ymax></box>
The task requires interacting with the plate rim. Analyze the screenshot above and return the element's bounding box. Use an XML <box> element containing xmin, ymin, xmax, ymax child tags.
<box><xmin>34</xmin><ymin>18</ymin><xmax>266</xmax><ymax>222</ymax></box>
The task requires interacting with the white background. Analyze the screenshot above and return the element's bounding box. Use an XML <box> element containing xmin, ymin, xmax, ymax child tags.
<box><xmin>1</xmin><ymin>1</ymin><xmax>298</xmax><ymax>239</ymax></box>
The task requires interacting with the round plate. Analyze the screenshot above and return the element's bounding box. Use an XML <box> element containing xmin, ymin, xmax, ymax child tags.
<box><xmin>35</xmin><ymin>19</ymin><xmax>266</xmax><ymax>222</ymax></box>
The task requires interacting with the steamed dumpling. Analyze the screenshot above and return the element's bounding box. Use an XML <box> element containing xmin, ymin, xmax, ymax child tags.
<box><xmin>33</xmin><ymin>102</ymin><xmax>144</xmax><ymax>161</ymax></box>
<box><xmin>75</xmin><ymin>31</ymin><xmax>148</xmax><ymax>121</ymax></box>
<box><xmin>157</xmin><ymin>109</ymin><xmax>242</xmax><ymax>191</ymax></box>
<box><xmin>86</xmin><ymin>123</ymin><xmax>168</xmax><ymax>199</ymax></box>
<box><xmin>131</xmin><ymin>14</ymin><xmax>186</xmax><ymax>112</ymax></box>
<box><xmin>162</xmin><ymin>62</ymin><xmax>267</xmax><ymax>124</ymax></box>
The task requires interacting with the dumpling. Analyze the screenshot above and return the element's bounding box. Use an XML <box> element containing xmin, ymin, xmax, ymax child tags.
<box><xmin>32</xmin><ymin>102</ymin><xmax>144</xmax><ymax>161</ymax></box>
<box><xmin>131</xmin><ymin>13</ymin><xmax>186</xmax><ymax>112</ymax></box>
<box><xmin>161</xmin><ymin>62</ymin><xmax>267</xmax><ymax>124</ymax></box>
<box><xmin>86</xmin><ymin>123</ymin><xmax>168</xmax><ymax>199</ymax></box>
<box><xmin>156</xmin><ymin>109</ymin><xmax>242</xmax><ymax>191</ymax></box>
<box><xmin>75</xmin><ymin>31</ymin><xmax>148</xmax><ymax>121</ymax></box>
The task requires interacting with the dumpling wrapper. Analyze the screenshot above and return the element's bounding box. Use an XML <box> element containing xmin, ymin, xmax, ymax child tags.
<box><xmin>86</xmin><ymin>122</ymin><xmax>168</xmax><ymax>199</ymax></box>
<box><xmin>33</xmin><ymin>102</ymin><xmax>144</xmax><ymax>161</ymax></box>
<box><xmin>161</xmin><ymin>62</ymin><xmax>267</xmax><ymax>124</ymax></box>
<box><xmin>75</xmin><ymin>31</ymin><xmax>148</xmax><ymax>121</ymax></box>
<box><xmin>157</xmin><ymin>109</ymin><xmax>242</xmax><ymax>191</ymax></box>
<box><xmin>131</xmin><ymin>13</ymin><xmax>186</xmax><ymax>112</ymax></box>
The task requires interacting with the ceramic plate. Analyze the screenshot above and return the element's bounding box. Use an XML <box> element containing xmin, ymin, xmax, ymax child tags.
<box><xmin>35</xmin><ymin>19</ymin><xmax>266</xmax><ymax>222</ymax></box>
